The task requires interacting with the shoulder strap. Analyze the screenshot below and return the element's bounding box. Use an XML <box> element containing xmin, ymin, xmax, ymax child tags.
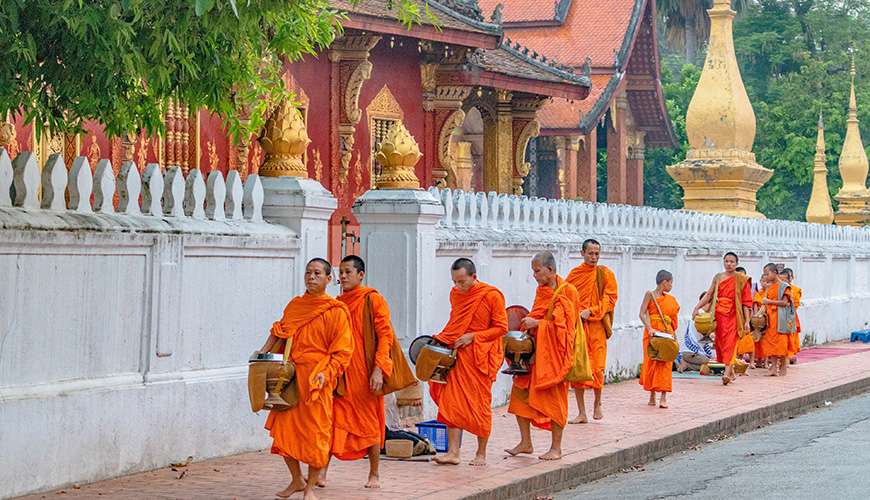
<box><xmin>712</xmin><ymin>275</ymin><xmax>720</xmax><ymax>308</ymax></box>
<box><xmin>281</xmin><ymin>336</ymin><xmax>293</xmax><ymax>361</ymax></box>
<box><xmin>649</xmin><ymin>291</ymin><xmax>673</xmax><ymax>334</ymax></box>
<box><xmin>547</xmin><ymin>283</ymin><xmax>570</xmax><ymax>320</ymax></box>
<box><xmin>596</xmin><ymin>266</ymin><xmax>605</xmax><ymax>301</ymax></box>
<box><xmin>363</xmin><ymin>293</ymin><xmax>377</xmax><ymax>373</ymax></box>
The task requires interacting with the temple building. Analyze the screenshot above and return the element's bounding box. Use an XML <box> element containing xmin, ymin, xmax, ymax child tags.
<box><xmin>479</xmin><ymin>0</ymin><xmax>676</xmax><ymax>204</ymax></box>
<box><xmin>1</xmin><ymin>0</ymin><xmax>591</xmax><ymax>258</ymax></box>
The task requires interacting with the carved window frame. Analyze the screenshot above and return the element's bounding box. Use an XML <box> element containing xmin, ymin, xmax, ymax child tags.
<box><xmin>365</xmin><ymin>85</ymin><xmax>404</xmax><ymax>188</ymax></box>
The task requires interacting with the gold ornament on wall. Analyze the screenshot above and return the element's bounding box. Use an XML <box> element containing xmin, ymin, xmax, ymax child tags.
<box><xmin>207</xmin><ymin>141</ymin><xmax>219</xmax><ymax>171</ymax></box>
<box><xmin>375</xmin><ymin>121</ymin><xmax>421</xmax><ymax>190</ymax></box>
<box><xmin>258</xmin><ymin>98</ymin><xmax>310</xmax><ymax>177</ymax></box>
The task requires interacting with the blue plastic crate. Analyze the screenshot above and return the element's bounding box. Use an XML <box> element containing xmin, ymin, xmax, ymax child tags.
<box><xmin>415</xmin><ymin>420</ymin><xmax>461</xmax><ymax>452</ymax></box>
<box><xmin>850</xmin><ymin>330</ymin><xmax>870</xmax><ymax>343</ymax></box>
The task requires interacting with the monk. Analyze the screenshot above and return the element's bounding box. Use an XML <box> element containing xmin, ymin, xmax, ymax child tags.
<box><xmin>761</xmin><ymin>263</ymin><xmax>793</xmax><ymax>376</ymax></box>
<box><xmin>258</xmin><ymin>258</ymin><xmax>353</xmax><ymax>500</ymax></box>
<box><xmin>320</xmin><ymin>255</ymin><xmax>394</xmax><ymax>489</ymax></box>
<box><xmin>782</xmin><ymin>268</ymin><xmax>802</xmax><ymax>364</ymax></box>
<box><xmin>506</xmin><ymin>251</ymin><xmax>577</xmax><ymax>461</ymax></box>
<box><xmin>565</xmin><ymin>239</ymin><xmax>618</xmax><ymax>423</ymax></box>
<box><xmin>639</xmin><ymin>270</ymin><xmax>679</xmax><ymax>408</ymax></box>
<box><xmin>429</xmin><ymin>258</ymin><xmax>508</xmax><ymax>466</ymax></box>
<box><xmin>734</xmin><ymin>267</ymin><xmax>756</xmax><ymax>368</ymax></box>
<box><xmin>692</xmin><ymin>252</ymin><xmax>752</xmax><ymax>386</ymax></box>
<box><xmin>752</xmin><ymin>276</ymin><xmax>769</xmax><ymax>368</ymax></box>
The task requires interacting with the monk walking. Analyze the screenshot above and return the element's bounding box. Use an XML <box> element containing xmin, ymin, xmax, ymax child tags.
<box><xmin>565</xmin><ymin>239</ymin><xmax>618</xmax><ymax>423</ymax></box>
<box><xmin>506</xmin><ymin>252</ymin><xmax>577</xmax><ymax>460</ymax></box>
<box><xmin>692</xmin><ymin>252</ymin><xmax>752</xmax><ymax>385</ymax></box>
<box><xmin>761</xmin><ymin>263</ymin><xmax>794</xmax><ymax>376</ymax></box>
<box><xmin>429</xmin><ymin>258</ymin><xmax>508</xmax><ymax>466</ymax></box>
<box><xmin>734</xmin><ymin>267</ymin><xmax>756</xmax><ymax>368</ymax></box>
<box><xmin>258</xmin><ymin>258</ymin><xmax>353</xmax><ymax>500</ymax></box>
<box><xmin>639</xmin><ymin>270</ymin><xmax>679</xmax><ymax>408</ymax></box>
<box><xmin>321</xmin><ymin>255</ymin><xmax>395</xmax><ymax>489</ymax></box>
<box><xmin>781</xmin><ymin>268</ymin><xmax>802</xmax><ymax>364</ymax></box>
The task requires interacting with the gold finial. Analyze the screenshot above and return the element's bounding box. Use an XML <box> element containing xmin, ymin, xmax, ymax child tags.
<box><xmin>834</xmin><ymin>56</ymin><xmax>870</xmax><ymax>225</ymax></box>
<box><xmin>806</xmin><ymin>111</ymin><xmax>834</xmax><ymax>224</ymax></box>
<box><xmin>258</xmin><ymin>98</ymin><xmax>310</xmax><ymax>178</ymax></box>
<box><xmin>375</xmin><ymin>121</ymin><xmax>421</xmax><ymax>190</ymax></box>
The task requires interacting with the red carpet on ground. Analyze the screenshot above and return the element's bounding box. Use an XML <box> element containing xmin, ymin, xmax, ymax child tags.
<box><xmin>797</xmin><ymin>346</ymin><xmax>870</xmax><ymax>363</ymax></box>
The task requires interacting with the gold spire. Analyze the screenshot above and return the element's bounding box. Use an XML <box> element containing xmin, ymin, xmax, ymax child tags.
<box><xmin>375</xmin><ymin>121</ymin><xmax>422</xmax><ymax>189</ymax></box>
<box><xmin>834</xmin><ymin>55</ymin><xmax>870</xmax><ymax>226</ymax></box>
<box><xmin>806</xmin><ymin>111</ymin><xmax>834</xmax><ymax>224</ymax></box>
<box><xmin>258</xmin><ymin>98</ymin><xmax>310</xmax><ymax>178</ymax></box>
<box><xmin>666</xmin><ymin>0</ymin><xmax>772</xmax><ymax>218</ymax></box>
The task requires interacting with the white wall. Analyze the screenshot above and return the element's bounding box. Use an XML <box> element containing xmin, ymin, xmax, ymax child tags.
<box><xmin>0</xmin><ymin>151</ymin><xmax>307</xmax><ymax>499</ymax></box>
<box><xmin>361</xmin><ymin>188</ymin><xmax>870</xmax><ymax>415</ymax></box>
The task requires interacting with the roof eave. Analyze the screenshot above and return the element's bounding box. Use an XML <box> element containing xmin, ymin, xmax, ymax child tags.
<box><xmin>342</xmin><ymin>14</ymin><xmax>500</xmax><ymax>49</ymax></box>
<box><xmin>444</xmin><ymin>69</ymin><xmax>590</xmax><ymax>100</ymax></box>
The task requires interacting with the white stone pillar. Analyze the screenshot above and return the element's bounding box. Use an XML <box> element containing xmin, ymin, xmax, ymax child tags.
<box><xmin>352</xmin><ymin>189</ymin><xmax>443</xmax><ymax>346</ymax></box>
<box><xmin>261</xmin><ymin>177</ymin><xmax>337</xmax><ymax>279</ymax></box>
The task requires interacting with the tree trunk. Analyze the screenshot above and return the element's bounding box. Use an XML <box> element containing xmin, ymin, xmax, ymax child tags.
<box><xmin>685</xmin><ymin>13</ymin><xmax>698</xmax><ymax>64</ymax></box>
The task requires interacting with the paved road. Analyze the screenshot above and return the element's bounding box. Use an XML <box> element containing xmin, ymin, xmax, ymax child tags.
<box><xmin>556</xmin><ymin>391</ymin><xmax>870</xmax><ymax>499</ymax></box>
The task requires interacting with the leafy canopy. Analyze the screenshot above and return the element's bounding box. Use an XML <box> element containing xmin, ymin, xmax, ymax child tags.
<box><xmin>0</xmin><ymin>0</ymin><xmax>427</xmax><ymax>139</ymax></box>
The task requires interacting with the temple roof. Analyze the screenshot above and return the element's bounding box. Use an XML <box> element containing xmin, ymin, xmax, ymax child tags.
<box><xmin>478</xmin><ymin>0</ymin><xmax>676</xmax><ymax>147</ymax></box>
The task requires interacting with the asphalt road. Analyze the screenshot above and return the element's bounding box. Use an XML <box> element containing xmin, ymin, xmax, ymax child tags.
<box><xmin>555</xmin><ymin>391</ymin><xmax>870</xmax><ymax>499</ymax></box>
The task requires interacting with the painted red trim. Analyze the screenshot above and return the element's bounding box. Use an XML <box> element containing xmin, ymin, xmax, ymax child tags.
<box><xmin>342</xmin><ymin>15</ymin><xmax>499</xmax><ymax>49</ymax></box>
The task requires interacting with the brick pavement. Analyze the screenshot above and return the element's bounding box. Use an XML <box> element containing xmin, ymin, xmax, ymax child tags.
<box><xmin>20</xmin><ymin>342</ymin><xmax>870</xmax><ymax>500</ymax></box>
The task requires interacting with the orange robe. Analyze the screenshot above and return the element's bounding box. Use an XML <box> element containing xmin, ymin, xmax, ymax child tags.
<box><xmin>639</xmin><ymin>293</ymin><xmax>679</xmax><ymax>393</ymax></box>
<box><xmin>565</xmin><ymin>263</ymin><xmax>618</xmax><ymax>390</ymax></box>
<box><xmin>333</xmin><ymin>286</ymin><xmax>394</xmax><ymax>461</ymax></box>
<box><xmin>760</xmin><ymin>281</ymin><xmax>791</xmax><ymax>358</ymax></box>
<box><xmin>713</xmin><ymin>275</ymin><xmax>752</xmax><ymax>364</ymax></box>
<box><xmin>429</xmin><ymin>281</ymin><xmax>508</xmax><ymax>438</ymax></box>
<box><xmin>508</xmin><ymin>277</ymin><xmax>577</xmax><ymax>429</ymax></box>
<box><xmin>265</xmin><ymin>293</ymin><xmax>353</xmax><ymax>469</ymax></box>
<box><xmin>788</xmin><ymin>285</ymin><xmax>802</xmax><ymax>357</ymax></box>
<box><xmin>753</xmin><ymin>290</ymin><xmax>765</xmax><ymax>358</ymax></box>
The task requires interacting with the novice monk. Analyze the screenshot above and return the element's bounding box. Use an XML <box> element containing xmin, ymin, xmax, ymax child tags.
<box><xmin>323</xmin><ymin>255</ymin><xmax>395</xmax><ymax>489</ymax></box>
<box><xmin>734</xmin><ymin>267</ymin><xmax>756</xmax><ymax>368</ymax></box>
<box><xmin>639</xmin><ymin>270</ymin><xmax>679</xmax><ymax>408</ymax></box>
<box><xmin>692</xmin><ymin>252</ymin><xmax>752</xmax><ymax>386</ymax></box>
<box><xmin>782</xmin><ymin>268</ymin><xmax>802</xmax><ymax>364</ymax></box>
<box><xmin>429</xmin><ymin>258</ymin><xmax>508</xmax><ymax>466</ymax></box>
<box><xmin>565</xmin><ymin>239</ymin><xmax>618</xmax><ymax>423</ymax></box>
<box><xmin>760</xmin><ymin>263</ymin><xmax>793</xmax><ymax>376</ymax></box>
<box><xmin>752</xmin><ymin>275</ymin><xmax>770</xmax><ymax>369</ymax></box>
<box><xmin>258</xmin><ymin>258</ymin><xmax>353</xmax><ymax>500</ymax></box>
<box><xmin>506</xmin><ymin>252</ymin><xmax>577</xmax><ymax>461</ymax></box>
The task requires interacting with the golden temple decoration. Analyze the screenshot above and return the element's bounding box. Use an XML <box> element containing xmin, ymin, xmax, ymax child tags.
<box><xmin>437</xmin><ymin>109</ymin><xmax>466</xmax><ymax>188</ymax></box>
<box><xmin>64</xmin><ymin>133</ymin><xmax>81</xmax><ymax>166</ymax></box>
<box><xmin>207</xmin><ymin>141</ymin><xmax>219</xmax><ymax>171</ymax></box>
<box><xmin>87</xmin><ymin>135</ymin><xmax>101</xmax><ymax>167</ymax></box>
<box><xmin>513</xmin><ymin>118</ymin><xmax>540</xmax><ymax>195</ymax></box>
<box><xmin>375</xmin><ymin>120</ymin><xmax>421</xmax><ymax>189</ymax></box>
<box><xmin>258</xmin><ymin>98</ymin><xmax>310</xmax><ymax>178</ymax></box>
<box><xmin>834</xmin><ymin>57</ymin><xmax>870</xmax><ymax>226</ymax></box>
<box><xmin>0</xmin><ymin>113</ymin><xmax>17</xmax><ymax>158</ymax></box>
<box><xmin>312</xmin><ymin>149</ymin><xmax>324</xmax><ymax>181</ymax></box>
<box><xmin>806</xmin><ymin>112</ymin><xmax>834</xmax><ymax>224</ymax></box>
<box><xmin>453</xmin><ymin>141</ymin><xmax>474</xmax><ymax>191</ymax></box>
<box><xmin>666</xmin><ymin>0</ymin><xmax>772</xmax><ymax>218</ymax></box>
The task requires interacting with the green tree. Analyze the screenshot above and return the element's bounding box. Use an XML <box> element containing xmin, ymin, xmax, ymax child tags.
<box><xmin>0</xmin><ymin>0</ymin><xmax>425</xmax><ymax>139</ymax></box>
<box><xmin>657</xmin><ymin>0</ymin><xmax>748</xmax><ymax>63</ymax></box>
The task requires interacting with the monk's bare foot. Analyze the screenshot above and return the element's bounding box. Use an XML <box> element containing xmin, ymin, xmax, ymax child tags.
<box><xmin>505</xmin><ymin>443</ymin><xmax>534</xmax><ymax>456</ymax></box>
<box><xmin>433</xmin><ymin>454</ymin><xmax>461</xmax><ymax>465</ymax></box>
<box><xmin>593</xmin><ymin>405</ymin><xmax>603</xmax><ymax>420</ymax></box>
<box><xmin>659</xmin><ymin>401</ymin><xmax>669</xmax><ymax>409</ymax></box>
<box><xmin>316</xmin><ymin>478</ymin><xmax>326</xmax><ymax>488</ymax></box>
<box><xmin>469</xmin><ymin>455</ymin><xmax>487</xmax><ymax>466</ymax></box>
<box><xmin>364</xmin><ymin>474</ymin><xmax>381</xmax><ymax>489</ymax></box>
<box><xmin>790</xmin><ymin>357</ymin><xmax>797</xmax><ymax>365</ymax></box>
<box><xmin>569</xmin><ymin>414</ymin><xmax>588</xmax><ymax>424</ymax></box>
<box><xmin>648</xmin><ymin>396</ymin><xmax>656</xmax><ymax>406</ymax></box>
<box><xmin>303</xmin><ymin>490</ymin><xmax>319</xmax><ymax>500</ymax></box>
<box><xmin>539</xmin><ymin>448</ymin><xmax>562</xmax><ymax>460</ymax></box>
<box><xmin>276</xmin><ymin>479</ymin><xmax>306</xmax><ymax>499</ymax></box>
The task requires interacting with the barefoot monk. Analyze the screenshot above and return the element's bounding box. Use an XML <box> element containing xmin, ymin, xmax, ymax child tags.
<box><xmin>565</xmin><ymin>239</ymin><xmax>618</xmax><ymax>423</ymax></box>
<box><xmin>429</xmin><ymin>258</ymin><xmax>508</xmax><ymax>466</ymax></box>
<box><xmin>258</xmin><ymin>258</ymin><xmax>353</xmax><ymax>500</ymax></box>
<box><xmin>506</xmin><ymin>252</ymin><xmax>577</xmax><ymax>461</ymax></box>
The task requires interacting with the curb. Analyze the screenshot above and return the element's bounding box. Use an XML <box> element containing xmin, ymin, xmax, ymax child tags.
<box><xmin>462</xmin><ymin>374</ymin><xmax>870</xmax><ymax>500</ymax></box>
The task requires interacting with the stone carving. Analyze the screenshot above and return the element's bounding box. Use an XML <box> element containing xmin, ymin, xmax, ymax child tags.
<box><xmin>345</xmin><ymin>61</ymin><xmax>373</xmax><ymax>126</ymax></box>
<box><xmin>258</xmin><ymin>98</ymin><xmax>310</xmax><ymax>177</ymax></box>
<box><xmin>437</xmin><ymin>109</ymin><xmax>466</xmax><ymax>187</ymax></box>
<box><xmin>375</xmin><ymin>121</ymin><xmax>421</xmax><ymax>189</ymax></box>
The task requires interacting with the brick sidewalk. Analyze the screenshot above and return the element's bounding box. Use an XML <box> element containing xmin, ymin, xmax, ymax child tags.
<box><xmin>21</xmin><ymin>342</ymin><xmax>870</xmax><ymax>500</ymax></box>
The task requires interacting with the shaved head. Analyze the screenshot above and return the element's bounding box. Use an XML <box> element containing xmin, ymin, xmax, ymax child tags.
<box><xmin>532</xmin><ymin>251</ymin><xmax>557</xmax><ymax>272</ymax></box>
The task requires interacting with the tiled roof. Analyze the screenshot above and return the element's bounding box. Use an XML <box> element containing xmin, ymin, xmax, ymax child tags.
<box><xmin>537</xmin><ymin>74</ymin><xmax>614</xmax><ymax>129</ymax></box>
<box><xmin>478</xmin><ymin>0</ymin><xmax>564</xmax><ymax>24</ymax></box>
<box><xmin>481</xmin><ymin>39</ymin><xmax>590</xmax><ymax>86</ymax></box>
<box><xmin>482</xmin><ymin>0</ymin><xmax>641</xmax><ymax>68</ymax></box>
<box><xmin>333</xmin><ymin>0</ymin><xmax>501</xmax><ymax>39</ymax></box>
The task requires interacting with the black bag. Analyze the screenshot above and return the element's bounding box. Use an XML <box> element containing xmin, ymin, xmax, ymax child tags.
<box><xmin>382</xmin><ymin>428</ymin><xmax>436</xmax><ymax>456</ymax></box>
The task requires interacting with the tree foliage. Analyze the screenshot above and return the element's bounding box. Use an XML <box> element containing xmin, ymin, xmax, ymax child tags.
<box><xmin>648</xmin><ymin>0</ymin><xmax>870</xmax><ymax>221</ymax></box>
<box><xmin>0</xmin><ymin>0</ymin><xmax>425</xmax><ymax>140</ymax></box>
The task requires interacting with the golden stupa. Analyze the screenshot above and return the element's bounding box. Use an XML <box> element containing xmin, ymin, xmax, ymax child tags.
<box><xmin>805</xmin><ymin>112</ymin><xmax>834</xmax><ymax>224</ymax></box>
<box><xmin>833</xmin><ymin>58</ymin><xmax>869</xmax><ymax>226</ymax></box>
<box><xmin>666</xmin><ymin>0</ymin><xmax>773</xmax><ymax>218</ymax></box>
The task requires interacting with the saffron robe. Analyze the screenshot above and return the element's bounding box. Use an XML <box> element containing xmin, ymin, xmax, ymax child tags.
<box><xmin>760</xmin><ymin>281</ymin><xmax>791</xmax><ymax>358</ymax></box>
<box><xmin>565</xmin><ymin>263</ymin><xmax>618</xmax><ymax>390</ymax></box>
<box><xmin>333</xmin><ymin>286</ymin><xmax>395</xmax><ymax>460</ymax></box>
<box><xmin>753</xmin><ymin>290</ymin><xmax>765</xmax><ymax>359</ymax></box>
<box><xmin>508</xmin><ymin>277</ymin><xmax>577</xmax><ymax>429</ymax></box>
<box><xmin>429</xmin><ymin>282</ymin><xmax>508</xmax><ymax>438</ymax></box>
<box><xmin>639</xmin><ymin>293</ymin><xmax>679</xmax><ymax>393</ymax></box>
<box><xmin>713</xmin><ymin>274</ymin><xmax>752</xmax><ymax>364</ymax></box>
<box><xmin>266</xmin><ymin>293</ymin><xmax>353</xmax><ymax>469</ymax></box>
<box><xmin>788</xmin><ymin>285</ymin><xmax>802</xmax><ymax>357</ymax></box>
